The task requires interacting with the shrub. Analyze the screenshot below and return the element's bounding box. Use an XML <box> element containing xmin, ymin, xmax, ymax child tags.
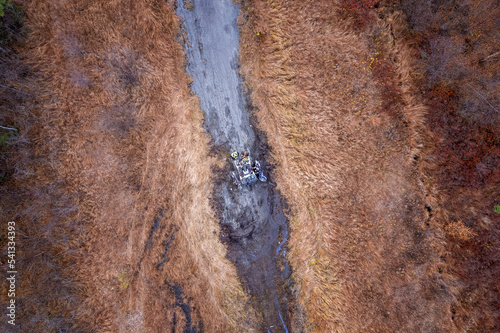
<box><xmin>341</xmin><ymin>0</ymin><xmax>378</xmax><ymax>29</ymax></box>
<box><xmin>401</xmin><ymin>0</ymin><xmax>435</xmax><ymax>32</ymax></box>
<box><xmin>0</xmin><ymin>0</ymin><xmax>24</xmax><ymax>45</ymax></box>
<box><xmin>445</xmin><ymin>221</ymin><xmax>476</xmax><ymax>241</ymax></box>
<box><xmin>0</xmin><ymin>0</ymin><xmax>6</xmax><ymax>17</ymax></box>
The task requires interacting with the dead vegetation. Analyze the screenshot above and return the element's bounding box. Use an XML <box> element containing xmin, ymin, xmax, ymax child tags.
<box><xmin>239</xmin><ymin>0</ymin><xmax>498</xmax><ymax>331</ymax></box>
<box><xmin>1</xmin><ymin>0</ymin><xmax>257</xmax><ymax>332</ymax></box>
<box><xmin>1</xmin><ymin>0</ymin><xmax>497</xmax><ymax>331</ymax></box>
<box><xmin>398</xmin><ymin>0</ymin><xmax>500</xmax><ymax>331</ymax></box>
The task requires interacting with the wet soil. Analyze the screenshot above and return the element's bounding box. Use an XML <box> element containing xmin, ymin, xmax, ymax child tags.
<box><xmin>176</xmin><ymin>0</ymin><xmax>293</xmax><ymax>331</ymax></box>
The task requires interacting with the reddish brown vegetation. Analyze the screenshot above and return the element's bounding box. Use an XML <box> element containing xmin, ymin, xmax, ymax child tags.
<box><xmin>240</xmin><ymin>0</ymin><xmax>454</xmax><ymax>331</ymax></box>
<box><xmin>427</xmin><ymin>84</ymin><xmax>500</xmax><ymax>189</ymax></box>
<box><xmin>341</xmin><ymin>0</ymin><xmax>378</xmax><ymax>28</ymax></box>
<box><xmin>240</xmin><ymin>0</ymin><xmax>499</xmax><ymax>331</ymax></box>
<box><xmin>395</xmin><ymin>1</ymin><xmax>500</xmax><ymax>331</ymax></box>
<box><xmin>1</xmin><ymin>1</ymin><xmax>254</xmax><ymax>332</ymax></box>
<box><xmin>1</xmin><ymin>0</ymin><xmax>497</xmax><ymax>331</ymax></box>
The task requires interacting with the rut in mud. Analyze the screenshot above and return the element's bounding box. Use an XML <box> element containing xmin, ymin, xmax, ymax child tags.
<box><xmin>177</xmin><ymin>0</ymin><xmax>293</xmax><ymax>331</ymax></box>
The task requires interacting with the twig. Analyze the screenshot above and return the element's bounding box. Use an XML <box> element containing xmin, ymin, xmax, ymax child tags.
<box><xmin>483</xmin><ymin>51</ymin><xmax>500</xmax><ymax>61</ymax></box>
<box><xmin>0</xmin><ymin>105</ymin><xmax>15</xmax><ymax>113</ymax></box>
<box><xmin>0</xmin><ymin>84</ymin><xmax>28</xmax><ymax>95</ymax></box>
<box><xmin>466</xmin><ymin>83</ymin><xmax>499</xmax><ymax>114</ymax></box>
<box><xmin>0</xmin><ymin>125</ymin><xmax>17</xmax><ymax>131</ymax></box>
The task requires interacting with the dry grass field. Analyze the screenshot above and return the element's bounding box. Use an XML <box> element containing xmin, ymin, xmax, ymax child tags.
<box><xmin>239</xmin><ymin>0</ymin><xmax>498</xmax><ymax>332</ymax></box>
<box><xmin>400</xmin><ymin>0</ymin><xmax>500</xmax><ymax>331</ymax></box>
<box><xmin>0</xmin><ymin>0</ymin><xmax>257</xmax><ymax>332</ymax></box>
<box><xmin>1</xmin><ymin>0</ymin><xmax>498</xmax><ymax>332</ymax></box>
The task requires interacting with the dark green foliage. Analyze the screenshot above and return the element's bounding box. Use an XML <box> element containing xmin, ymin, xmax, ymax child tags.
<box><xmin>0</xmin><ymin>0</ymin><xmax>24</xmax><ymax>45</ymax></box>
<box><xmin>0</xmin><ymin>0</ymin><xmax>7</xmax><ymax>18</ymax></box>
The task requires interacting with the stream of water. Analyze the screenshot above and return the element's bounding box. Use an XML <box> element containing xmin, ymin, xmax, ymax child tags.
<box><xmin>176</xmin><ymin>0</ymin><xmax>292</xmax><ymax>331</ymax></box>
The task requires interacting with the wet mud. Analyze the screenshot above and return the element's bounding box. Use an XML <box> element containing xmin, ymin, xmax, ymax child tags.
<box><xmin>176</xmin><ymin>0</ymin><xmax>293</xmax><ymax>331</ymax></box>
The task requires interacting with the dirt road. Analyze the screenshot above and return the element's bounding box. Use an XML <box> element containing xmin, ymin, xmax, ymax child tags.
<box><xmin>177</xmin><ymin>0</ymin><xmax>292</xmax><ymax>331</ymax></box>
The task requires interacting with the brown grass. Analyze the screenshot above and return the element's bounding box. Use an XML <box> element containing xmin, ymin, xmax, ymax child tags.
<box><xmin>399</xmin><ymin>0</ymin><xmax>500</xmax><ymax>331</ymax></box>
<box><xmin>0</xmin><ymin>0</ymin><xmax>257</xmax><ymax>331</ymax></box>
<box><xmin>238</xmin><ymin>0</ymin><xmax>470</xmax><ymax>331</ymax></box>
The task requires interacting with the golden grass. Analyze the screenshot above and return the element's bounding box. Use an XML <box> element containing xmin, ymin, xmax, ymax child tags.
<box><xmin>0</xmin><ymin>0</ymin><xmax>257</xmax><ymax>331</ymax></box>
<box><xmin>239</xmin><ymin>0</ymin><xmax>459</xmax><ymax>331</ymax></box>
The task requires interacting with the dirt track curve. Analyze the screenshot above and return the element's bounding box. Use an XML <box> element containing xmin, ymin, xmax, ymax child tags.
<box><xmin>177</xmin><ymin>0</ymin><xmax>293</xmax><ymax>331</ymax></box>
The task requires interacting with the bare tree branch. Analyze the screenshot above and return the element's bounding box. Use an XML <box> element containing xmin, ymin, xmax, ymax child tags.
<box><xmin>0</xmin><ymin>125</ymin><xmax>18</xmax><ymax>131</ymax></box>
<box><xmin>466</xmin><ymin>83</ymin><xmax>499</xmax><ymax>114</ymax></box>
<box><xmin>483</xmin><ymin>51</ymin><xmax>500</xmax><ymax>61</ymax></box>
<box><xmin>0</xmin><ymin>83</ymin><xmax>28</xmax><ymax>95</ymax></box>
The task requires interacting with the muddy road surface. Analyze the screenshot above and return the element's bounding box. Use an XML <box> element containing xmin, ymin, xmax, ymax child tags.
<box><xmin>177</xmin><ymin>0</ymin><xmax>293</xmax><ymax>331</ymax></box>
